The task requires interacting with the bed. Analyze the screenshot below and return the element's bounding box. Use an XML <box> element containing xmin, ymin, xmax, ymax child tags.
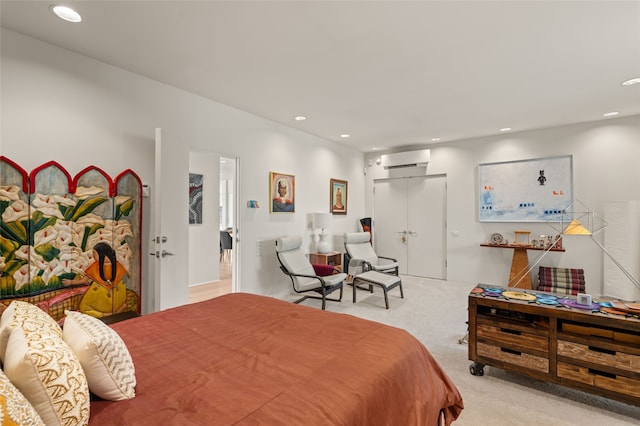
<box><xmin>3</xmin><ymin>292</ymin><xmax>463</xmax><ymax>425</ymax></box>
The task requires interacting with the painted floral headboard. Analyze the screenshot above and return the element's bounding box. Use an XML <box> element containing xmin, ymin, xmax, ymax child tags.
<box><xmin>0</xmin><ymin>157</ymin><xmax>142</xmax><ymax>322</ymax></box>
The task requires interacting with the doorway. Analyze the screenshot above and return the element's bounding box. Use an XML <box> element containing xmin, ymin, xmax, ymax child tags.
<box><xmin>373</xmin><ymin>174</ymin><xmax>447</xmax><ymax>279</ymax></box>
<box><xmin>186</xmin><ymin>153</ymin><xmax>237</xmax><ymax>304</ymax></box>
<box><xmin>218</xmin><ymin>156</ymin><xmax>236</xmax><ymax>294</ymax></box>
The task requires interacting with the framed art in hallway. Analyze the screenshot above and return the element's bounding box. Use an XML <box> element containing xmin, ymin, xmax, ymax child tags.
<box><xmin>270</xmin><ymin>172</ymin><xmax>295</xmax><ymax>213</ymax></box>
<box><xmin>189</xmin><ymin>173</ymin><xmax>203</xmax><ymax>224</ymax></box>
<box><xmin>330</xmin><ymin>178</ymin><xmax>347</xmax><ymax>214</ymax></box>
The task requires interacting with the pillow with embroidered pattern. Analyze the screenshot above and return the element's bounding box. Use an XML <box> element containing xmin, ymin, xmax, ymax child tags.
<box><xmin>0</xmin><ymin>301</ymin><xmax>61</xmax><ymax>363</ymax></box>
<box><xmin>3</xmin><ymin>325</ymin><xmax>90</xmax><ymax>426</ymax></box>
<box><xmin>63</xmin><ymin>310</ymin><xmax>136</xmax><ymax>400</ymax></box>
<box><xmin>0</xmin><ymin>367</ymin><xmax>44</xmax><ymax>426</ymax></box>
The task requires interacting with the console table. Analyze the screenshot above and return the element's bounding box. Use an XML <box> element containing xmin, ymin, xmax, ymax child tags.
<box><xmin>480</xmin><ymin>244</ymin><xmax>565</xmax><ymax>289</ymax></box>
<box><xmin>468</xmin><ymin>285</ymin><xmax>640</xmax><ymax>406</ymax></box>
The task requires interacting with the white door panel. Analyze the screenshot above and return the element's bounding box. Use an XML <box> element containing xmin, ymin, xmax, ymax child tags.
<box><xmin>373</xmin><ymin>179</ymin><xmax>408</xmax><ymax>273</ymax></box>
<box><xmin>407</xmin><ymin>176</ymin><xmax>446</xmax><ymax>278</ymax></box>
<box><xmin>153</xmin><ymin>128</ymin><xmax>189</xmax><ymax>312</ymax></box>
<box><xmin>374</xmin><ymin>175</ymin><xmax>446</xmax><ymax>279</ymax></box>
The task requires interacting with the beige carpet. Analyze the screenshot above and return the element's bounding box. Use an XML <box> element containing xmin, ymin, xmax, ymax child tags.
<box><xmin>286</xmin><ymin>276</ymin><xmax>640</xmax><ymax>425</ymax></box>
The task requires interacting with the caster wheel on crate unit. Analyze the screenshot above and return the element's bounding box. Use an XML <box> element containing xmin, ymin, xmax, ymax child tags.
<box><xmin>469</xmin><ymin>362</ymin><xmax>484</xmax><ymax>376</ymax></box>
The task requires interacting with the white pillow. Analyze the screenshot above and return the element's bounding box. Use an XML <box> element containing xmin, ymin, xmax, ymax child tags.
<box><xmin>3</xmin><ymin>325</ymin><xmax>90</xmax><ymax>426</ymax></box>
<box><xmin>0</xmin><ymin>367</ymin><xmax>44</xmax><ymax>426</ymax></box>
<box><xmin>0</xmin><ymin>301</ymin><xmax>61</xmax><ymax>362</ymax></box>
<box><xmin>63</xmin><ymin>310</ymin><xmax>136</xmax><ymax>400</ymax></box>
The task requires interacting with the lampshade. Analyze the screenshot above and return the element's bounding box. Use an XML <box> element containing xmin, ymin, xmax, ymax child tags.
<box><xmin>555</xmin><ymin>200</ymin><xmax>607</xmax><ymax>236</ymax></box>
<box><xmin>562</xmin><ymin>219</ymin><xmax>592</xmax><ymax>235</ymax></box>
<box><xmin>313</xmin><ymin>212</ymin><xmax>331</xmax><ymax>230</ymax></box>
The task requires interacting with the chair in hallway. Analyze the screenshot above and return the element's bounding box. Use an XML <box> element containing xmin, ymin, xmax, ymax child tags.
<box><xmin>275</xmin><ymin>235</ymin><xmax>345</xmax><ymax>310</ymax></box>
<box><xmin>220</xmin><ymin>230</ymin><xmax>233</xmax><ymax>263</ymax></box>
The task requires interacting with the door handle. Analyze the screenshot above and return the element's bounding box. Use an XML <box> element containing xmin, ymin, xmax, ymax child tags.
<box><xmin>161</xmin><ymin>250</ymin><xmax>175</xmax><ymax>257</ymax></box>
<box><xmin>150</xmin><ymin>251</ymin><xmax>159</xmax><ymax>258</ymax></box>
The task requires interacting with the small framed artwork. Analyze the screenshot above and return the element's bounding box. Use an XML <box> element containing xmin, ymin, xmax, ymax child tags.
<box><xmin>270</xmin><ymin>172</ymin><xmax>295</xmax><ymax>213</ymax></box>
<box><xmin>189</xmin><ymin>173</ymin><xmax>203</xmax><ymax>224</ymax></box>
<box><xmin>330</xmin><ymin>178</ymin><xmax>348</xmax><ymax>215</ymax></box>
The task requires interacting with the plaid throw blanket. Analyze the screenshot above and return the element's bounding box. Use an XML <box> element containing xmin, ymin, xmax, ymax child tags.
<box><xmin>537</xmin><ymin>266</ymin><xmax>585</xmax><ymax>295</ymax></box>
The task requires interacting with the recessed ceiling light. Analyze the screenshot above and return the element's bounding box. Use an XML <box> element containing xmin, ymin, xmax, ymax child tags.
<box><xmin>603</xmin><ymin>111</ymin><xmax>619</xmax><ymax>117</ymax></box>
<box><xmin>371</xmin><ymin>147</ymin><xmax>381</xmax><ymax>151</ymax></box>
<box><xmin>50</xmin><ymin>5</ymin><xmax>82</xmax><ymax>23</ymax></box>
<box><xmin>431</xmin><ymin>137</ymin><xmax>441</xmax><ymax>142</ymax></box>
<box><xmin>499</xmin><ymin>127</ymin><xmax>512</xmax><ymax>132</ymax></box>
<box><xmin>622</xmin><ymin>77</ymin><xmax>640</xmax><ymax>86</ymax></box>
<box><xmin>293</xmin><ymin>116</ymin><xmax>306</xmax><ymax>121</ymax></box>
<box><xmin>340</xmin><ymin>134</ymin><xmax>350</xmax><ymax>138</ymax></box>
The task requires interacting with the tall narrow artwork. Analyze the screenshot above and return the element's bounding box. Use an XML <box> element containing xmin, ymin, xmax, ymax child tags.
<box><xmin>0</xmin><ymin>157</ymin><xmax>142</xmax><ymax>322</ymax></box>
<box><xmin>330</xmin><ymin>179</ymin><xmax>348</xmax><ymax>215</ymax></box>
<box><xmin>478</xmin><ymin>155</ymin><xmax>573</xmax><ymax>222</ymax></box>
<box><xmin>189</xmin><ymin>173</ymin><xmax>203</xmax><ymax>224</ymax></box>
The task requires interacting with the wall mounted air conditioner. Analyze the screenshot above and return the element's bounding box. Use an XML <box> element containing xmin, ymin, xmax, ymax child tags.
<box><xmin>380</xmin><ymin>149</ymin><xmax>430</xmax><ymax>169</ymax></box>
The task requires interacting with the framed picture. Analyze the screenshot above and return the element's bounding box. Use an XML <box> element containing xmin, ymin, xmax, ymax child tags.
<box><xmin>189</xmin><ymin>173</ymin><xmax>203</xmax><ymax>224</ymax></box>
<box><xmin>330</xmin><ymin>178</ymin><xmax>348</xmax><ymax>215</ymax></box>
<box><xmin>478</xmin><ymin>155</ymin><xmax>573</xmax><ymax>222</ymax></box>
<box><xmin>270</xmin><ymin>172</ymin><xmax>295</xmax><ymax>213</ymax></box>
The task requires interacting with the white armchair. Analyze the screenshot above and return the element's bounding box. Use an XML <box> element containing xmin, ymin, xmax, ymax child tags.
<box><xmin>343</xmin><ymin>232</ymin><xmax>399</xmax><ymax>275</ymax></box>
<box><xmin>275</xmin><ymin>235</ymin><xmax>345</xmax><ymax>310</ymax></box>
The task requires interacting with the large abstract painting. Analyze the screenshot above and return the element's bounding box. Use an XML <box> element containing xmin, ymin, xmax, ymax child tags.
<box><xmin>0</xmin><ymin>157</ymin><xmax>142</xmax><ymax>322</ymax></box>
<box><xmin>478</xmin><ymin>155</ymin><xmax>573</xmax><ymax>222</ymax></box>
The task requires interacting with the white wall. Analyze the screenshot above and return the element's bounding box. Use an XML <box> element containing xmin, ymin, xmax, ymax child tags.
<box><xmin>365</xmin><ymin>116</ymin><xmax>640</xmax><ymax>296</ymax></box>
<box><xmin>5</xmin><ymin>28</ymin><xmax>639</xmax><ymax>304</ymax></box>
<box><xmin>1</xmin><ymin>29</ymin><xmax>366</xmax><ymax>307</ymax></box>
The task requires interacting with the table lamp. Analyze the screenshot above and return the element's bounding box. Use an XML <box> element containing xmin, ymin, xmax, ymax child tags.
<box><xmin>313</xmin><ymin>212</ymin><xmax>332</xmax><ymax>253</ymax></box>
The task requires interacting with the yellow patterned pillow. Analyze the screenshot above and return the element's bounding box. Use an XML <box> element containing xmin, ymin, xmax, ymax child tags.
<box><xmin>0</xmin><ymin>368</ymin><xmax>44</xmax><ymax>426</ymax></box>
<box><xmin>0</xmin><ymin>301</ymin><xmax>62</xmax><ymax>362</ymax></box>
<box><xmin>63</xmin><ymin>310</ymin><xmax>136</xmax><ymax>400</ymax></box>
<box><xmin>3</xmin><ymin>325</ymin><xmax>90</xmax><ymax>426</ymax></box>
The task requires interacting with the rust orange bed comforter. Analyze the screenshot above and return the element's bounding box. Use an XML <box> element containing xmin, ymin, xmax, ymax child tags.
<box><xmin>90</xmin><ymin>293</ymin><xmax>463</xmax><ymax>425</ymax></box>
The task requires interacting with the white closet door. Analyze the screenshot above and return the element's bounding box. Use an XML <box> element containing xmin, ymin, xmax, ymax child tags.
<box><xmin>374</xmin><ymin>175</ymin><xmax>446</xmax><ymax>279</ymax></box>
<box><xmin>373</xmin><ymin>179</ymin><xmax>409</xmax><ymax>273</ymax></box>
<box><xmin>407</xmin><ymin>175</ymin><xmax>446</xmax><ymax>279</ymax></box>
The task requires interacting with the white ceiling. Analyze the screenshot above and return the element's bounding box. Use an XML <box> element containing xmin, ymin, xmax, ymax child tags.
<box><xmin>2</xmin><ymin>1</ymin><xmax>639</xmax><ymax>152</ymax></box>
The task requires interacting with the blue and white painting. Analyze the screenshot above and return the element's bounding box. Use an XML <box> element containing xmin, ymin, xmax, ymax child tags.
<box><xmin>479</xmin><ymin>155</ymin><xmax>573</xmax><ymax>222</ymax></box>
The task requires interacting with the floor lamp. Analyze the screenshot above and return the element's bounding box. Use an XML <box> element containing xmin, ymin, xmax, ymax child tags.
<box><xmin>460</xmin><ymin>200</ymin><xmax>640</xmax><ymax>346</ymax></box>
<box><xmin>510</xmin><ymin>199</ymin><xmax>640</xmax><ymax>293</ymax></box>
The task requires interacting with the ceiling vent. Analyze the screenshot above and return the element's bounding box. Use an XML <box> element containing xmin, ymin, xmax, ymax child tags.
<box><xmin>380</xmin><ymin>150</ymin><xmax>430</xmax><ymax>170</ymax></box>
